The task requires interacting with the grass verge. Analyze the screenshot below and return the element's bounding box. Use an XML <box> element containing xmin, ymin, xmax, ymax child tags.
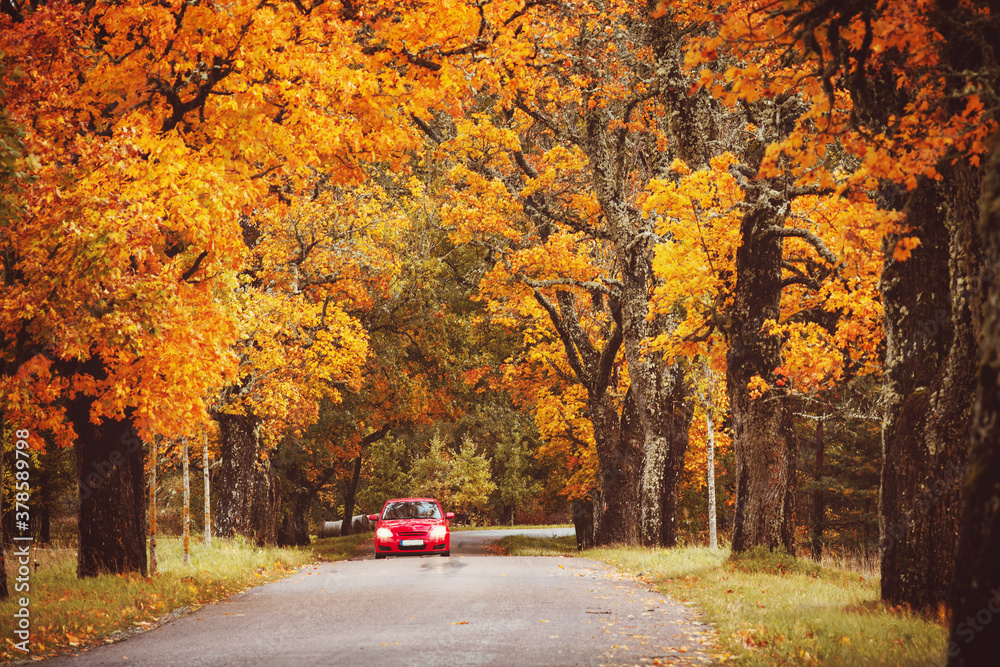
<box><xmin>504</xmin><ymin>538</ymin><xmax>948</xmax><ymax>666</ymax></box>
<box><xmin>1</xmin><ymin>534</ymin><xmax>368</xmax><ymax>662</ymax></box>
<box><xmin>495</xmin><ymin>534</ymin><xmax>578</xmax><ymax>556</ymax></box>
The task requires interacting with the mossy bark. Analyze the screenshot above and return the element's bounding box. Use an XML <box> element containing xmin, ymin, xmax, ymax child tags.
<box><xmin>214</xmin><ymin>411</ymin><xmax>277</xmax><ymax>545</ymax></box>
<box><xmin>879</xmin><ymin>158</ymin><xmax>981</xmax><ymax>610</ymax></box>
<box><xmin>948</xmin><ymin>139</ymin><xmax>1000</xmax><ymax>666</ymax></box>
<box><xmin>727</xmin><ymin>196</ymin><xmax>797</xmax><ymax>554</ymax></box>
<box><xmin>70</xmin><ymin>392</ymin><xmax>147</xmax><ymax>578</ymax></box>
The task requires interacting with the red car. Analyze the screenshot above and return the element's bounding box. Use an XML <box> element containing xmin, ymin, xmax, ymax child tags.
<box><xmin>369</xmin><ymin>498</ymin><xmax>454</xmax><ymax>559</ymax></box>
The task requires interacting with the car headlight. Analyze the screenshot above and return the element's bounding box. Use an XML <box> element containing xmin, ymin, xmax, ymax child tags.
<box><xmin>376</xmin><ymin>527</ymin><xmax>393</xmax><ymax>540</ymax></box>
<box><xmin>429</xmin><ymin>525</ymin><xmax>447</xmax><ymax>540</ymax></box>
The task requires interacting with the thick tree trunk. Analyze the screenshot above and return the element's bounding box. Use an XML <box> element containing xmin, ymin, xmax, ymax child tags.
<box><xmin>276</xmin><ymin>491</ymin><xmax>312</xmax><ymax>546</ymax></box>
<box><xmin>69</xmin><ymin>387</ymin><xmax>147</xmax><ymax>578</ymax></box>
<box><xmin>947</xmin><ymin>141</ymin><xmax>1000</xmax><ymax>666</ymax></box>
<box><xmin>591</xmin><ymin>391</ymin><xmax>642</xmax><ymax>545</ymax></box>
<box><xmin>879</xmin><ymin>159</ymin><xmax>981</xmax><ymax>610</ymax></box>
<box><xmin>727</xmin><ymin>201</ymin><xmax>797</xmax><ymax>554</ymax></box>
<box><xmin>214</xmin><ymin>412</ymin><xmax>277</xmax><ymax>545</ymax></box>
<box><xmin>583</xmin><ymin>112</ymin><xmax>692</xmax><ymax>549</ymax></box>
<box><xmin>340</xmin><ymin>454</ymin><xmax>363</xmax><ymax>537</ymax></box>
<box><xmin>638</xmin><ymin>363</ymin><xmax>692</xmax><ymax>547</ymax></box>
<box><xmin>811</xmin><ymin>420</ymin><xmax>825</xmax><ymax>562</ymax></box>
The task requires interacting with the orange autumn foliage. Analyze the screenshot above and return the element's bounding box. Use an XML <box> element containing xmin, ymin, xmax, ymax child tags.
<box><xmin>0</xmin><ymin>0</ymin><xmax>479</xmax><ymax>446</ymax></box>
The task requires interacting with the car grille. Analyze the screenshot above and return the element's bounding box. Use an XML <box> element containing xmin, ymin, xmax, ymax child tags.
<box><xmin>397</xmin><ymin>530</ymin><xmax>427</xmax><ymax>538</ymax></box>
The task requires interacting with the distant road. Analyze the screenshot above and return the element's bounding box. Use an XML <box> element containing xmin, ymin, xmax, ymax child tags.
<box><xmin>433</xmin><ymin>526</ymin><xmax>577</xmax><ymax>556</ymax></box>
<box><xmin>42</xmin><ymin>528</ymin><xmax>715</xmax><ymax>666</ymax></box>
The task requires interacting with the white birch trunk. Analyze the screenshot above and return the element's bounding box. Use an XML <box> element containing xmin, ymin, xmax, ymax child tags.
<box><xmin>706</xmin><ymin>404</ymin><xmax>718</xmax><ymax>550</ymax></box>
<box><xmin>182</xmin><ymin>437</ymin><xmax>191</xmax><ymax>565</ymax></box>
<box><xmin>149</xmin><ymin>438</ymin><xmax>158</xmax><ymax>576</ymax></box>
<box><xmin>203</xmin><ymin>431</ymin><xmax>211</xmax><ymax>548</ymax></box>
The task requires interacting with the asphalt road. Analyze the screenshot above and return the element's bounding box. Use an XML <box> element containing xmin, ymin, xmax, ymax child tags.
<box><xmin>42</xmin><ymin>529</ymin><xmax>716</xmax><ymax>666</ymax></box>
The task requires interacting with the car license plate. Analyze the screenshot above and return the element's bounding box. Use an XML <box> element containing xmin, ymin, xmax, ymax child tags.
<box><xmin>400</xmin><ymin>539</ymin><xmax>424</xmax><ymax>547</ymax></box>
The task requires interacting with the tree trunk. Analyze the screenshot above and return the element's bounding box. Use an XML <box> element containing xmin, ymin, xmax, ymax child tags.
<box><xmin>149</xmin><ymin>438</ymin><xmax>157</xmax><ymax>576</ymax></box>
<box><xmin>638</xmin><ymin>363</ymin><xmax>692</xmax><ymax>547</ymax></box>
<box><xmin>70</xmin><ymin>385</ymin><xmax>147</xmax><ymax>578</ymax></box>
<box><xmin>214</xmin><ymin>411</ymin><xmax>277</xmax><ymax>545</ymax></box>
<box><xmin>811</xmin><ymin>420</ymin><xmax>825</xmax><ymax>561</ymax></box>
<box><xmin>277</xmin><ymin>491</ymin><xmax>313</xmax><ymax>546</ymax></box>
<box><xmin>879</xmin><ymin>158</ymin><xmax>981</xmax><ymax>610</ymax></box>
<box><xmin>706</xmin><ymin>397</ymin><xmax>718</xmax><ymax>550</ymax></box>
<box><xmin>947</xmin><ymin>140</ymin><xmax>1000</xmax><ymax>666</ymax></box>
<box><xmin>583</xmin><ymin>112</ymin><xmax>692</xmax><ymax>549</ymax></box>
<box><xmin>529</xmin><ymin>288</ymin><xmax>635</xmax><ymax>547</ymax></box>
<box><xmin>0</xmin><ymin>538</ymin><xmax>7</xmax><ymax>599</ymax></box>
<box><xmin>203</xmin><ymin>432</ymin><xmax>211</xmax><ymax>548</ymax></box>
<box><xmin>340</xmin><ymin>454</ymin><xmax>363</xmax><ymax>537</ymax></box>
<box><xmin>727</xmin><ymin>199</ymin><xmax>797</xmax><ymax>554</ymax></box>
<box><xmin>591</xmin><ymin>390</ymin><xmax>642</xmax><ymax>545</ymax></box>
<box><xmin>572</xmin><ymin>498</ymin><xmax>595</xmax><ymax>550</ymax></box>
<box><xmin>182</xmin><ymin>437</ymin><xmax>190</xmax><ymax>565</ymax></box>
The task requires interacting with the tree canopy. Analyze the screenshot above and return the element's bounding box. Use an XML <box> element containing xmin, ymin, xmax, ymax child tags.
<box><xmin>2</xmin><ymin>5</ymin><xmax>998</xmax><ymax>662</ymax></box>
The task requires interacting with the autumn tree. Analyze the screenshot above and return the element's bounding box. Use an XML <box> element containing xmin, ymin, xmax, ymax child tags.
<box><xmin>265</xmin><ymin>161</ymin><xmax>524</xmax><ymax>538</ymax></box>
<box><xmin>643</xmin><ymin>103</ymin><xmax>885</xmax><ymax>558</ymax></box>
<box><xmin>406</xmin><ymin>0</ymin><xmax>718</xmax><ymax>546</ymax></box>
<box><xmin>1</xmin><ymin>0</ymin><xmax>475</xmax><ymax>568</ymax></box>
<box><xmin>662</xmin><ymin>3</ymin><xmax>1000</xmax><ymax>641</ymax></box>
<box><xmin>213</xmin><ymin>183</ymin><xmax>389</xmax><ymax>543</ymax></box>
<box><xmin>0</xmin><ymin>52</ymin><xmax>28</xmax><ymax>597</ymax></box>
<box><xmin>1</xmin><ymin>2</ymin><xmax>247</xmax><ymax>575</ymax></box>
<box><xmin>670</xmin><ymin>0</ymin><xmax>995</xmax><ymax>610</ymax></box>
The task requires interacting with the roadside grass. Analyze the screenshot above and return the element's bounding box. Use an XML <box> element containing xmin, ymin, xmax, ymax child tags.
<box><xmin>495</xmin><ymin>534</ymin><xmax>578</xmax><ymax>556</ymax></box>
<box><xmin>310</xmin><ymin>532</ymin><xmax>371</xmax><ymax>560</ymax></box>
<box><xmin>504</xmin><ymin>538</ymin><xmax>948</xmax><ymax>666</ymax></box>
<box><xmin>451</xmin><ymin>523</ymin><xmax>573</xmax><ymax>532</ymax></box>
<box><xmin>1</xmin><ymin>534</ymin><xmax>364</xmax><ymax>662</ymax></box>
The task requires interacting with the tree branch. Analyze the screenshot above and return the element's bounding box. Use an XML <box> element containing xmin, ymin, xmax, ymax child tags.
<box><xmin>760</xmin><ymin>226</ymin><xmax>840</xmax><ymax>265</ymax></box>
<box><xmin>531</xmin><ymin>289</ymin><xmax>591</xmax><ymax>386</ymax></box>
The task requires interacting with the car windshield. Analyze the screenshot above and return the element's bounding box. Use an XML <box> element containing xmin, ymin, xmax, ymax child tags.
<box><xmin>381</xmin><ymin>501</ymin><xmax>442</xmax><ymax>520</ymax></box>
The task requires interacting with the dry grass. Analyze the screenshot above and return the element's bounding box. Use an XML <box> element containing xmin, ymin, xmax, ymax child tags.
<box><xmin>503</xmin><ymin>538</ymin><xmax>948</xmax><ymax>666</ymax></box>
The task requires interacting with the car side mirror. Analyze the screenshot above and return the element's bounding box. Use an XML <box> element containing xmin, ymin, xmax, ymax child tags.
<box><xmin>445</xmin><ymin>512</ymin><xmax>455</xmax><ymax>519</ymax></box>
<box><xmin>368</xmin><ymin>514</ymin><xmax>379</xmax><ymax>522</ymax></box>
